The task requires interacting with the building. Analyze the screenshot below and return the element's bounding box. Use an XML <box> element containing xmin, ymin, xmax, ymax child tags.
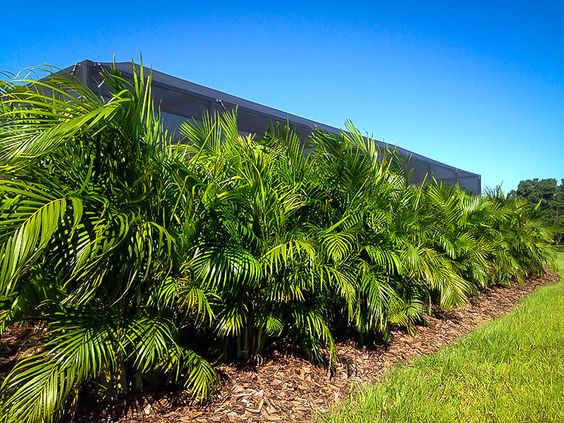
<box><xmin>63</xmin><ymin>60</ymin><xmax>481</xmax><ymax>194</ymax></box>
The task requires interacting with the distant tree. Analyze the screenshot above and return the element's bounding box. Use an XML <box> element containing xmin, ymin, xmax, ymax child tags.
<box><xmin>509</xmin><ymin>178</ymin><xmax>564</xmax><ymax>243</ymax></box>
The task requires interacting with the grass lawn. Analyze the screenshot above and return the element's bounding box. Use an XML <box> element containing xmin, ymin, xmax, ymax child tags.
<box><xmin>324</xmin><ymin>252</ymin><xmax>564</xmax><ymax>423</ymax></box>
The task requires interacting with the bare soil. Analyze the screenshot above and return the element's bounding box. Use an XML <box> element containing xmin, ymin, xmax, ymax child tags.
<box><xmin>1</xmin><ymin>273</ymin><xmax>559</xmax><ymax>422</ymax></box>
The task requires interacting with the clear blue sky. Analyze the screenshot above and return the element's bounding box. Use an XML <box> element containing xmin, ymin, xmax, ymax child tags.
<box><xmin>2</xmin><ymin>1</ymin><xmax>563</xmax><ymax>192</ymax></box>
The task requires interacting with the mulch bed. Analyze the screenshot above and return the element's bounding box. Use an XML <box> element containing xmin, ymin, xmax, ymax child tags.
<box><xmin>1</xmin><ymin>273</ymin><xmax>560</xmax><ymax>422</ymax></box>
<box><xmin>0</xmin><ymin>323</ymin><xmax>46</xmax><ymax>382</ymax></box>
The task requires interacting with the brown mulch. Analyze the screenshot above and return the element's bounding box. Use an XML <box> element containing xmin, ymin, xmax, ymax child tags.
<box><xmin>109</xmin><ymin>272</ymin><xmax>559</xmax><ymax>423</ymax></box>
<box><xmin>0</xmin><ymin>273</ymin><xmax>560</xmax><ymax>422</ymax></box>
<box><xmin>0</xmin><ymin>322</ymin><xmax>46</xmax><ymax>382</ymax></box>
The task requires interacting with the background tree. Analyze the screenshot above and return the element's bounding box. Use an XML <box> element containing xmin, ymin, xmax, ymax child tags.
<box><xmin>509</xmin><ymin>178</ymin><xmax>564</xmax><ymax>243</ymax></box>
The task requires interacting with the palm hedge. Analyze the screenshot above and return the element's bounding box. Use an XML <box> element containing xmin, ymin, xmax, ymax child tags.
<box><xmin>0</xmin><ymin>64</ymin><xmax>553</xmax><ymax>422</ymax></box>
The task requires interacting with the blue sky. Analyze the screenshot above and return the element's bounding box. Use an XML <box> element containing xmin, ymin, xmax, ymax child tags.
<box><xmin>2</xmin><ymin>1</ymin><xmax>562</xmax><ymax>191</ymax></box>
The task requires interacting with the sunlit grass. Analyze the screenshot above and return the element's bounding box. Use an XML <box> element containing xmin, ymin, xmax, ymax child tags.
<box><xmin>324</xmin><ymin>253</ymin><xmax>564</xmax><ymax>423</ymax></box>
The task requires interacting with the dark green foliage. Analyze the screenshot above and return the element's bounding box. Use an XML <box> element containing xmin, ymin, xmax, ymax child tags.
<box><xmin>509</xmin><ymin>178</ymin><xmax>564</xmax><ymax>243</ymax></box>
<box><xmin>0</xmin><ymin>64</ymin><xmax>554</xmax><ymax>422</ymax></box>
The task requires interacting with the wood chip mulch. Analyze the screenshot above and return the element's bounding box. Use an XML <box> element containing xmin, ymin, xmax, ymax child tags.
<box><xmin>0</xmin><ymin>273</ymin><xmax>560</xmax><ymax>423</ymax></box>
<box><xmin>109</xmin><ymin>272</ymin><xmax>559</xmax><ymax>423</ymax></box>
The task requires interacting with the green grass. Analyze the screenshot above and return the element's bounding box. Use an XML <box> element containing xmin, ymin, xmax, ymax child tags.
<box><xmin>325</xmin><ymin>253</ymin><xmax>564</xmax><ymax>423</ymax></box>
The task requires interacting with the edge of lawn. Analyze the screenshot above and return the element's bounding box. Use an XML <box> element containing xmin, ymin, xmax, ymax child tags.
<box><xmin>323</xmin><ymin>252</ymin><xmax>564</xmax><ymax>423</ymax></box>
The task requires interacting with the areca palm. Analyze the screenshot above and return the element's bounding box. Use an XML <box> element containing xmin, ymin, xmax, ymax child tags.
<box><xmin>177</xmin><ymin>115</ymin><xmax>341</xmax><ymax>363</ymax></box>
<box><xmin>0</xmin><ymin>65</ymin><xmax>216</xmax><ymax>422</ymax></box>
<box><xmin>305</xmin><ymin>126</ymin><xmax>427</xmax><ymax>338</ymax></box>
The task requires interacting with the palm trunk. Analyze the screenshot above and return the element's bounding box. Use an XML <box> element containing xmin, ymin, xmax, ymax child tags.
<box><xmin>115</xmin><ymin>349</ymin><xmax>129</xmax><ymax>395</ymax></box>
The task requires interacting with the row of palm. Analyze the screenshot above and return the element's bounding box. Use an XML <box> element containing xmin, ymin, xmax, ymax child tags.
<box><xmin>0</xmin><ymin>64</ymin><xmax>553</xmax><ymax>422</ymax></box>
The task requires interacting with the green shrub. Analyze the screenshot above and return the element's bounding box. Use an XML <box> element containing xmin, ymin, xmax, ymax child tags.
<box><xmin>0</xmin><ymin>64</ymin><xmax>554</xmax><ymax>422</ymax></box>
